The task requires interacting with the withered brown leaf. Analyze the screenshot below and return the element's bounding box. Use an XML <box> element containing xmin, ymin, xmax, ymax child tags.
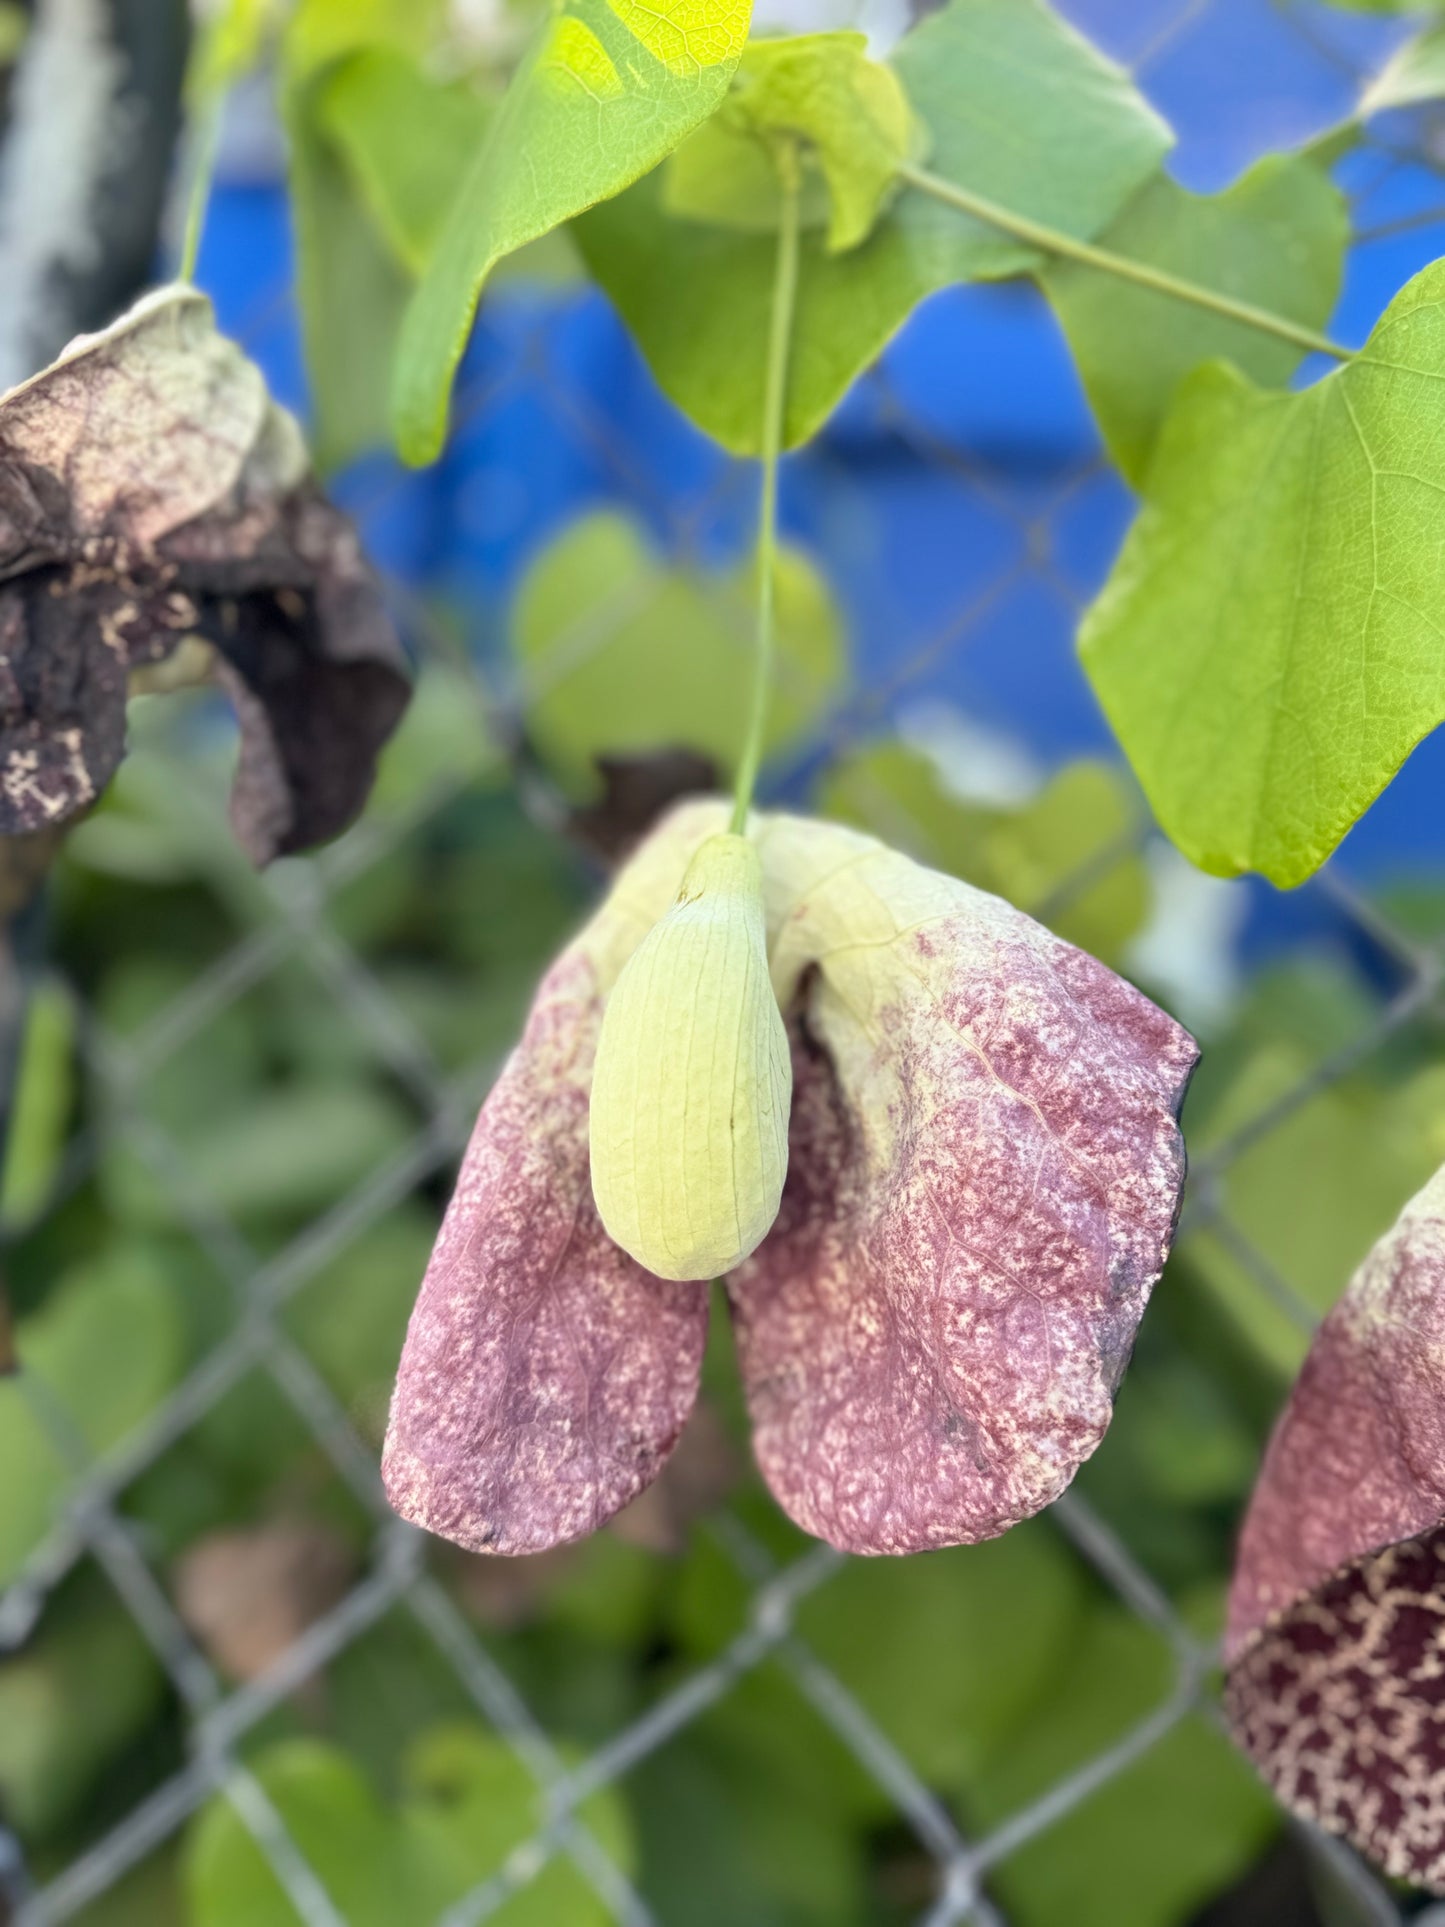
<box><xmin>0</xmin><ymin>285</ymin><xmax>409</xmax><ymax>862</ymax></box>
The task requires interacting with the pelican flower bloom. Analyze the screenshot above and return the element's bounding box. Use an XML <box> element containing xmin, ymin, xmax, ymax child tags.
<box><xmin>384</xmin><ymin>800</ymin><xmax>1196</xmax><ymax>1558</ymax></box>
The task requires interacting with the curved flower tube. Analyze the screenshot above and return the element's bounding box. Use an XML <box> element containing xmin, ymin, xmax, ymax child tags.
<box><xmin>384</xmin><ymin>801</ymin><xmax>1197</xmax><ymax>1557</ymax></box>
<box><xmin>1225</xmin><ymin>1164</ymin><xmax>1445</xmax><ymax>1891</ymax></box>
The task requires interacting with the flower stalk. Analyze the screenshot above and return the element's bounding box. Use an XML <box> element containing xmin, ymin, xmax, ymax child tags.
<box><xmin>730</xmin><ymin>136</ymin><xmax>803</xmax><ymax>836</ymax></box>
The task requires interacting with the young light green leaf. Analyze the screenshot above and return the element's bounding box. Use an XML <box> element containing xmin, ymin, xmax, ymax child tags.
<box><xmin>1081</xmin><ymin>257</ymin><xmax>1445</xmax><ymax>888</ymax></box>
<box><xmin>664</xmin><ymin>31</ymin><xmax>923</xmax><ymax>253</ymax></box>
<box><xmin>576</xmin><ymin>0</ymin><xmax>1171</xmax><ymax>454</ymax></box>
<box><xmin>1361</xmin><ymin>23</ymin><xmax>1445</xmax><ymax>114</ymax></box>
<box><xmin>1044</xmin><ymin>154</ymin><xmax>1347</xmax><ymax>485</ymax></box>
<box><xmin>392</xmin><ymin>0</ymin><xmax>753</xmax><ymax>466</ymax></box>
<box><xmin>512</xmin><ymin>511</ymin><xmax>845</xmax><ymax>796</ymax></box>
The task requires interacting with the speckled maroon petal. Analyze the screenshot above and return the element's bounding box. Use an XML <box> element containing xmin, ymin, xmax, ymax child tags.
<box><xmin>383</xmin><ymin>946</ymin><xmax>711</xmax><ymax>1556</ymax></box>
<box><xmin>727</xmin><ymin>838</ymin><xmax>1197</xmax><ymax>1557</ymax></box>
<box><xmin>1224</xmin><ymin>1165</ymin><xmax>1445</xmax><ymax>1888</ymax></box>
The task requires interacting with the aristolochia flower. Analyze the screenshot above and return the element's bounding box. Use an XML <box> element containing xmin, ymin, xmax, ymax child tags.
<box><xmin>384</xmin><ymin>800</ymin><xmax>1196</xmax><ymax>1558</ymax></box>
<box><xmin>1225</xmin><ymin>1164</ymin><xmax>1445</xmax><ymax>1890</ymax></box>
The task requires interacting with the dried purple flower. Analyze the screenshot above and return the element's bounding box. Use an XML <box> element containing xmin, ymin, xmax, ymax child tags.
<box><xmin>1225</xmin><ymin>1165</ymin><xmax>1445</xmax><ymax>1890</ymax></box>
<box><xmin>384</xmin><ymin>802</ymin><xmax>1196</xmax><ymax>1557</ymax></box>
<box><xmin>0</xmin><ymin>284</ymin><xmax>408</xmax><ymax>863</ymax></box>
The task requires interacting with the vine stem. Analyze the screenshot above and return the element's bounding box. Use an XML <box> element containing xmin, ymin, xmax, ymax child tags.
<box><xmin>177</xmin><ymin>95</ymin><xmax>223</xmax><ymax>285</ymax></box>
<box><xmin>898</xmin><ymin>161</ymin><xmax>1354</xmax><ymax>365</ymax></box>
<box><xmin>731</xmin><ymin>141</ymin><xmax>803</xmax><ymax>837</ymax></box>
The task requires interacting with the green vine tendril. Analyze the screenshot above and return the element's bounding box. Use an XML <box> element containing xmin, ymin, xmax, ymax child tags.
<box><xmin>899</xmin><ymin>161</ymin><xmax>1353</xmax><ymax>364</ymax></box>
<box><xmin>178</xmin><ymin>100</ymin><xmax>224</xmax><ymax>286</ymax></box>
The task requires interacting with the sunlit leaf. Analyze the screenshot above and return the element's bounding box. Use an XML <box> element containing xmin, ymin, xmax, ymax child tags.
<box><xmin>1081</xmin><ymin>257</ymin><xmax>1445</xmax><ymax>887</ymax></box>
<box><xmin>1044</xmin><ymin>154</ymin><xmax>1347</xmax><ymax>484</ymax></box>
<box><xmin>512</xmin><ymin>512</ymin><xmax>845</xmax><ymax>797</ymax></box>
<box><xmin>575</xmin><ymin>0</ymin><xmax>1170</xmax><ymax>453</ymax></box>
<box><xmin>391</xmin><ymin>0</ymin><xmax>753</xmax><ymax>465</ymax></box>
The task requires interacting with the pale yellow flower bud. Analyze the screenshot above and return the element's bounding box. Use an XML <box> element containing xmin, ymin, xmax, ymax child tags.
<box><xmin>590</xmin><ymin>831</ymin><xmax>791</xmax><ymax>1281</ymax></box>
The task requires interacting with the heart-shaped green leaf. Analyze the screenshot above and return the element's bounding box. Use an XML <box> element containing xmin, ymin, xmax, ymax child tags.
<box><xmin>391</xmin><ymin>0</ymin><xmax>753</xmax><ymax>465</ymax></box>
<box><xmin>1044</xmin><ymin>153</ymin><xmax>1347</xmax><ymax>484</ymax></box>
<box><xmin>576</xmin><ymin>0</ymin><xmax>1170</xmax><ymax>454</ymax></box>
<box><xmin>1081</xmin><ymin>257</ymin><xmax>1445</xmax><ymax>887</ymax></box>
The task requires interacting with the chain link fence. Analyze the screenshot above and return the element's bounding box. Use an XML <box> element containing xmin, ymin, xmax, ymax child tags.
<box><xmin>5</xmin><ymin>1</ymin><xmax>1445</xmax><ymax>1922</ymax></box>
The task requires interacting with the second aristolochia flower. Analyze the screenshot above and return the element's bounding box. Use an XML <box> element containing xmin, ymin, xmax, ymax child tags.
<box><xmin>384</xmin><ymin>801</ymin><xmax>1197</xmax><ymax>1558</ymax></box>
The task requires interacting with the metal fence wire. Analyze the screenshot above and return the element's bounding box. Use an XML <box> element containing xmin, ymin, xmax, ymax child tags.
<box><xmin>7</xmin><ymin>2</ymin><xmax>1445</xmax><ymax>1924</ymax></box>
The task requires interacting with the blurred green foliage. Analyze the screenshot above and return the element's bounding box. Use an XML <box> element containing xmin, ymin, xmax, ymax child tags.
<box><xmin>185</xmin><ymin>1728</ymin><xmax>631</xmax><ymax>1927</ymax></box>
<box><xmin>513</xmin><ymin>511</ymin><xmax>846</xmax><ymax>799</ymax></box>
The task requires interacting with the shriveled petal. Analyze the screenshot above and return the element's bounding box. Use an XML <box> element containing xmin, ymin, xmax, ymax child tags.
<box><xmin>1224</xmin><ymin>1164</ymin><xmax>1445</xmax><ymax>1889</ymax></box>
<box><xmin>384</xmin><ymin>805</ymin><xmax>726</xmax><ymax>1554</ymax></box>
<box><xmin>726</xmin><ymin>814</ymin><xmax>1196</xmax><ymax>1556</ymax></box>
<box><xmin>0</xmin><ymin>285</ymin><xmax>407</xmax><ymax>858</ymax></box>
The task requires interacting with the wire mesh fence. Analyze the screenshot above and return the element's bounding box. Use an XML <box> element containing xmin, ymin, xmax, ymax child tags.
<box><xmin>5</xmin><ymin>1</ymin><xmax>1445</xmax><ymax>1923</ymax></box>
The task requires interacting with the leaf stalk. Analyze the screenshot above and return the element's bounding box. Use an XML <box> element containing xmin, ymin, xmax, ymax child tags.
<box><xmin>179</xmin><ymin>100</ymin><xmax>224</xmax><ymax>286</ymax></box>
<box><xmin>899</xmin><ymin>161</ymin><xmax>1352</xmax><ymax>366</ymax></box>
<box><xmin>731</xmin><ymin>140</ymin><xmax>803</xmax><ymax>837</ymax></box>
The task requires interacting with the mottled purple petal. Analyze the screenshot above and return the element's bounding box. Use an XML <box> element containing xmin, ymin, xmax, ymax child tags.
<box><xmin>728</xmin><ymin>818</ymin><xmax>1197</xmax><ymax>1555</ymax></box>
<box><xmin>384</xmin><ymin>808</ymin><xmax>726</xmax><ymax>1555</ymax></box>
<box><xmin>1224</xmin><ymin>1165</ymin><xmax>1445</xmax><ymax>1889</ymax></box>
